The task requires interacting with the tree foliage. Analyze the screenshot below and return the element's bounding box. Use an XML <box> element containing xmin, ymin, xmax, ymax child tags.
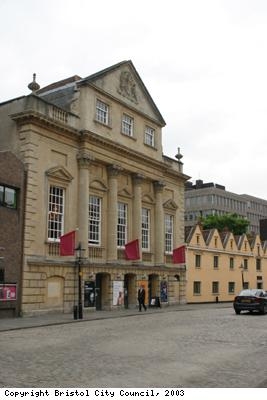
<box><xmin>201</xmin><ymin>213</ymin><xmax>249</xmax><ymax>235</ymax></box>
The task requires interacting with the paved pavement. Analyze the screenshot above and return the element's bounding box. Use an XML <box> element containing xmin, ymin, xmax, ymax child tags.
<box><xmin>1</xmin><ymin>301</ymin><xmax>266</xmax><ymax>388</ymax></box>
<box><xmin>0</xmin><ymin>302</ymin><xmax>232</xmax><ymax>332</ymax></box>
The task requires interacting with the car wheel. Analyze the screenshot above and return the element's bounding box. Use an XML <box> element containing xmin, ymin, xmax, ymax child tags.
<box><xmin>259</xmin><ymin>307</ymin><xmax>265</xmax><ymax>315</ymax></box>
<box><xmin>235</xmin><ymin>309</ymin><xmax>241</xmax><ymax>315</ymax></box>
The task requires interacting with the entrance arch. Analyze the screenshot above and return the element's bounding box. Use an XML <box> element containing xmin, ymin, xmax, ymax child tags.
<box><xmin>95</xmin><ymin>273</ymin><xmax>111</xmax><ymax>310</ymax></box>
<box><xmin>148</xmin><ymin>274</ymin><xmax>160</xmax><ymax>303</ymax></box>
<box><xmin>124</xmin><ymin>273</ymin><xmax>137</xmax><ymax>309</ymax></box>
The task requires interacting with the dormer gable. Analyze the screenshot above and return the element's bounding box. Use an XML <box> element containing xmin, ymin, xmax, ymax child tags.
<box><xmin>235</xmin><ymin>234</ymin><xmax>251</xmax><ymax>252</ymax></box>
<box><xmin>186</xmin><ymin>224</ymin><xmax>207</xmax><ymax>247</ymax></box>
<box><xmin>221</xmin><ymin>231</ymin><xmax>238</xmax><ymax>252</ymax></box>
<box><xmin>204</xmin><ymin>228</ymin><xmax>223</xmax><ymax>249</ymax></box>
<box><xmin>250</xmin><ymin>234</ymin><xmax>263</xmax><ymax>257</ymax></box>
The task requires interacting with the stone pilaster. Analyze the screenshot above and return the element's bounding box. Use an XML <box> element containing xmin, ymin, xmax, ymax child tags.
<box><xmin>132</xmin><ymin>173</ymin><xmax>144</xmax><ymax>259</ymax></box>
<box><xmin>153</xmin><ymin>180</ymin><xmax>165</xmax><ymax>265</ymax></box>
<box><xmin>76</xmin><ymin>151</ymin><xmax>94</xmax><ymax>258</ymax></box>
<box><xmin>107</xmin><ymin>165</ymin><xmax>123</xmax><ymax>261</ymax></box>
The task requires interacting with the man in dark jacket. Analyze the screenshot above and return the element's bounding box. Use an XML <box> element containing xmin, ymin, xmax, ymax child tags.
<box><xmin>138</xmin><ymin>285</ymin><xmax>147</xmax><ymax>311</ymax></box>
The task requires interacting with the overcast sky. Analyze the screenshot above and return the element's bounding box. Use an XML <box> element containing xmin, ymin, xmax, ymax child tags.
<box><xmin>1</xmin><ymin>0</ymin><xmax>267</xmax><ymax>199</ymax></box>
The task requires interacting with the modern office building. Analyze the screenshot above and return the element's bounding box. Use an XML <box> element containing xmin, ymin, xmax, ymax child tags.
<box><xmin>0</xmin><ymin>60</ymin><xmax>189</xmax><ymax>316</ymax></box>
<box><xmin>185</xmin><ymin>180</ymin><xmax>267</xmax><ymax>234</ymax></box>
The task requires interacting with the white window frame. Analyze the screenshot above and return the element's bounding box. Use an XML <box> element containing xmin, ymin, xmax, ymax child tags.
<box><xmin>117</xmin><ymin>202</ymin><xmax>128</xmax><ymax>247</ymax></box>
<box><xmin>47</xmin><ymin>185</ymin><xmax>64</xmax><ymax>241</ymax></box>
<box><xmin>164</xmin><ymin>214</ymin><xmax>173</xmax><ymax>253</ymax></box>
<box><xmin>142</xmin><ymin>208</ymin><xmax>150</xmax><ymax>251</ymax></box>
<box><xmin>122</xmin><ymin>114</ymin><xmax>134</xmax><ymax>136</ymax></box>
<box><xmin>89</xmin><ymin>195</ymin><xmax>101</xmax><ymax>245</ymax></box>
<box><xmin>144</xmin><ymin>126</ymin><xmax>155</xmax><ymax>147</ymax></box>
<box><xmin>96</xmin><ymin>99</ymin><xmax>109</xmax><ymax>125</ymax></box>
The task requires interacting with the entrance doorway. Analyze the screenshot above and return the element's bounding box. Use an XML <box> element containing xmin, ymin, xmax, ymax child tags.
<box><xmin>95</xmin><ymin>273</ymin><xmax>111</xmax><ymax>310</ymax></box>
<box><xmin>148</xmin><ymin>274</ymin><xmax>159</xmax><ymax>304</ymax></box>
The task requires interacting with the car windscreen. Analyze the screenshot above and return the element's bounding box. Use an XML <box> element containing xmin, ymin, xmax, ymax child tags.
<box><xmin>239</xmin><ymin>289</ymin><xmax>258</xmax><ymax>296</ymax></box>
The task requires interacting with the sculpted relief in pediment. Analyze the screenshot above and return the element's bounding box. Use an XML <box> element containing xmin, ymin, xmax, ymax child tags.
<box><xmin>117</xmin><ymin>70</ymin><xmax>138</xmax><ymax>104</ymax></box>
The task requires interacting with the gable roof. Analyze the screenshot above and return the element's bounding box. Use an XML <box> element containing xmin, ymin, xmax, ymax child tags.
<box><xmin>79</xmin><ymin>60</ymin><xmax>166</xmax><ymax>126</ymax></box>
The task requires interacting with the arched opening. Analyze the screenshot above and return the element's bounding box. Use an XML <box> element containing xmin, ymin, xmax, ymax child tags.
<box><xmin>148</xmin><ymin>274</ymin><xmax>160</xmax><ymax>303</ymax></box>
<box><xmin>95</xmin><ymin>272</ymin><xmax>111</xmax><ymax>310</ymax></box>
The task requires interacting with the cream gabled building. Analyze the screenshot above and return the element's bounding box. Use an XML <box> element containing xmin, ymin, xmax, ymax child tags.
<box><xmin>0</xmin><ymin>61</ymin><xmax>189</xmax><ymax>315</ymax></box>
<box><xmin>185</xmin><ymin>224</ymin><xmax>267</xmax><ymax>303</ymax></box>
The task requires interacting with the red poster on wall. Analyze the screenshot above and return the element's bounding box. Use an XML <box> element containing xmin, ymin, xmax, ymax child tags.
<box><xmin>0</xmin><ymin>284</ymin><xmax>17</xmax><ymax>301</ymax></box>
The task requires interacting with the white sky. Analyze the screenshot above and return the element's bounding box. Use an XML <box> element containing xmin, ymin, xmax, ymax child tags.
<box><xmin>1</xmin><ymin>0</ymin><xmax>267</xmax><ymax>199</ymax></box>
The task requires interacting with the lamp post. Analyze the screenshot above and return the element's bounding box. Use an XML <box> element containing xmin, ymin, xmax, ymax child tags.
<box><xmin>74</xmin><ymin>242</ymin><xmax>84</xmax><ymax>320</ymax></box>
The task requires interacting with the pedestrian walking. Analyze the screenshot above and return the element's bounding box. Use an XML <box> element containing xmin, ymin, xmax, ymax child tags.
<box><xmin>138</xmin><ymin>285</ymin><xmax>147</xmax><ymax>311</ymax></box>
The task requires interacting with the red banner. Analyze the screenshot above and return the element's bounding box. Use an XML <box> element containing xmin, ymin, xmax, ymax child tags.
<box><xmin>125</xmin><ymin>239</ymin><xmax>140</xmax><ymax>260</ymax></box>
<box><xmin>60</xmin><ymin>230</ymin><xmax>76</xmax><ymax>256</ymax></box>
<box><xmin>172</xmin><ymin>245</ymin><xmax>186</xmax><ymax>264</ymax></box>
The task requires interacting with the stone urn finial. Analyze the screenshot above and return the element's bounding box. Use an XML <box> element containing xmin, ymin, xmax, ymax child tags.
<box><xmin>28</xmin><ymin>73</ymin><xmax>40</xmax><ymax>93</ymax></box>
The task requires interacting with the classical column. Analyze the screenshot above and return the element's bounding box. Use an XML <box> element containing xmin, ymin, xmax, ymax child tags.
<box><xmin>77</xmin><ymin>151</ymin><xmax>93</xmax><ymax>259</ymax></box>
<box><xmin>132</xmin><ymin>173</ymin><xmax>144</xmax><ymax>259</ymax></box>
<box><xmin>107</xmin><ymin>165</ymin><xmax>122</xmax><ymax>261</ymax></box>
<box><xmin>154</xmin><ymin>180</ymin><xmax>165</xmax><ymax>265</ymax></box>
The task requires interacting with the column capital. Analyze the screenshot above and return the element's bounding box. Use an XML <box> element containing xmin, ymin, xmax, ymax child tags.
<box><xmin>107</xmin><ymin>164</ymin><xmax>123</xmax><ymax>177</ymax></box>
<box><xmin>153</xmin><ymin>180</ymin><xmax>165</xmax><ymax>192</ymax></box>
<box><xmin>132</xmin><ymin>173</ymin><xmax>145</xmax><ymax>185</ymax></box>
<box><xmin>77</xmin><ymin>151</ymin><xmax>94</xmax><ymax>169</ymax></box>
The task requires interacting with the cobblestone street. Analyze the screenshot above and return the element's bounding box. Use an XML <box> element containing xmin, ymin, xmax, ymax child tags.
<box><xmin>1</xmin><ymin>305</ymin><xmax>267</xmax><ymax>388</ymax></box>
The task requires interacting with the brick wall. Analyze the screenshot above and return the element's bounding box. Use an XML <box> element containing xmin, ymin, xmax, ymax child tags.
<box><xmin>0</xmin><ymin>151</ymin><xmax>25</xmax><ymax>317</ymax></box>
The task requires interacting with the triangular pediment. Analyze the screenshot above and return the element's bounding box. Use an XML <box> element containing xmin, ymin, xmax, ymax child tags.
<box><xmin>46</xmin><ymin>166</ymin><xmax>73</xmax><ymax>182</ymax></box>
<box><xmin>163</xmin><ymin>199</ymin><xmax>178</xmax><ymax>211</ymax></box>
<box><xmin>142</xmin><ymin>193</ymin><xmax>154</xmax><ymax>204</ymax></box>
<box><xmin>90</xmin><ymin>179</ymin><xmax>108</xmax><ymax>192</ymax></box>
<box><xmin>80</xmin><ymin>60</ymin><xmax>165</xmax><ymax>126</ymax></box>
<box><xmin>118</xmin><ymin>187</ymin><xmax>132</xmax><ymax>198</ymax></box>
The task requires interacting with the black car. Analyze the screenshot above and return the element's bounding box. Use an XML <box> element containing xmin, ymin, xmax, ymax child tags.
<box><xmin>233</xmin><ymin>289</ymin><xmax>267</xmax><ymax>315</ymax></box>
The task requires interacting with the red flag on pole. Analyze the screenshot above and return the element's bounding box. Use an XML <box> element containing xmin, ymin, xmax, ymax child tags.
<box><xmin>125</xmin><ymin>239</ymin><xmax>140</xmax><ymax>260</ymax></box>
<box><xmin>172</xmin><ymin>245</ymin><xmax>186</xmax><ymax>264</ymax></box>
<box><xmin>60</xmin><ymin>231</ymin><xmax>76</xmax><ymax>256</ymax></box>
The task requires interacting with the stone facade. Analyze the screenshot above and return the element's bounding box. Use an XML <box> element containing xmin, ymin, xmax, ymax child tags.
<box><xmin>0</xmin><ymin>61</ymin><xmax>189</xmax><ymax>316</ymax></box>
